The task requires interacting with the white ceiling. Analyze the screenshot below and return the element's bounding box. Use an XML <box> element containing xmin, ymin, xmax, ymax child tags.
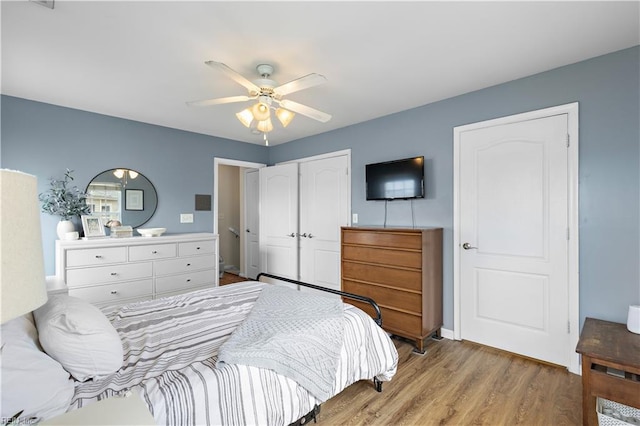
<box><xmin>2</xmin><ymin>1</ymin><xmax>639</xmax><ymax>146</ymax></box>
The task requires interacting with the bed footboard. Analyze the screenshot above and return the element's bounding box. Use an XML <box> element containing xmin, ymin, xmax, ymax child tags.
<box><xmin>256</xmin><ymin>272</ymin><xmax>383</xmax><ymax>327</ymax></box>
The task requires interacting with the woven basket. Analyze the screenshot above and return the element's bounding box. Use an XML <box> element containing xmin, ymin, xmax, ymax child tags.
<box><xmin>597</xmin><ymin>398</ymin><xmax>640</xmax><ymax>426</ymax></box>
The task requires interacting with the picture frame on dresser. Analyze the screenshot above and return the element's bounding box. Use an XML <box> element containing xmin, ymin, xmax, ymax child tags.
<box><xmin>81</xmin><ymin>215</ymin><xmax>106</xmax><ymax>238</ymax></box>
<box><xmin>125</xmin><ymin>189</ymin><xmax>144</xmax><ymax>211</ymax></box>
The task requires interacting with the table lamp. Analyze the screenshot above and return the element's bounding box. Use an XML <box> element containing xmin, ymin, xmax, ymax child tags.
<box><xmin>1</xmin><ymin>169</ymin><xmax>48</xmax><ymax>324</ymax></box>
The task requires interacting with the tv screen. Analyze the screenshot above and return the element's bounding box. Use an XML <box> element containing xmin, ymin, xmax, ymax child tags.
<box><xmin>366</xmin><ymin>156</ymin><xmax>425</xmax><ymax>200</ymax></box>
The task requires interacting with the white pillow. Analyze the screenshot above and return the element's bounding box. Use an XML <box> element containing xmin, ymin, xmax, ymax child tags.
<box><xmin>33</xmin><ymin>295</ymin><xmax>123</xmax><ymax>382</ymax></box>
<box><xmin>1</xmin><ymin>314</ymin><xmax>75</xmax><ymax>422</ymax></box>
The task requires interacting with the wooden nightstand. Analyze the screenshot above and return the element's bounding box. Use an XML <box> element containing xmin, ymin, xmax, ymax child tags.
<box><xmin>40</xmin><ymin>392</ymin><xmax>155</xmax><ymax>425</ymax></box>
<box><xmin>575</xmin><ymin>317</ymin><xmax>640</xmax><ymax>426</ymax></box>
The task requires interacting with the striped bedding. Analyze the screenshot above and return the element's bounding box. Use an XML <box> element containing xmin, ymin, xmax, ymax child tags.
<box><xmin>69</xmin><ymin>281</ymin><xmax>398</xmax><ymax>425</ymax></box>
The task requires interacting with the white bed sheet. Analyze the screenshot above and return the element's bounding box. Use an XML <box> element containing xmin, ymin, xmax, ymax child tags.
<box><xmin>70</xmin><ymin>281</ymin><xmax>398</xmax><ymax>425</ymax></box>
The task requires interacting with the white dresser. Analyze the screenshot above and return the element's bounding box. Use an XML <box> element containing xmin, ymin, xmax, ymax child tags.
<box><xmin>54</xmin><ymin>233</ymin><xmax>218</xmax><ymax>306</ymax></box>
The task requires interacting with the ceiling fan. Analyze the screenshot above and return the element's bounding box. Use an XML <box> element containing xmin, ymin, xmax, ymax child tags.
<box><xmin>187</xmin><ymin>61</ymin><xmax>332</xmax><ymax>136</ymax></box>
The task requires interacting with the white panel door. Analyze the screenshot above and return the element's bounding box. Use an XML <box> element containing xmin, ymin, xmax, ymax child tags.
<box><xmin>259</xmin><ymin>163</ymin><xmax>299</xmax><ymax>286</ymax></box>
<box><xmin>243</xmin><ymin>169</ymin><xmax>260</xmax><ymax>279</ymax></box>
<box><xmin>460</xmin><ymin>114</ymin><xmax>569</xmax><ymax>366</ymax></box>
<box><xmin>298</xmin><ymin>155</ymin><xmax>349</xmax><ymax>294</ymax></box>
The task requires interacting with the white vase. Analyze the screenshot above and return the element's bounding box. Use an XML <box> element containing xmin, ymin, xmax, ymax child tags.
<box><xmin>56</xmin><ymin>220</ymin><xmax>75</xmax><ymax>240</ymax></box>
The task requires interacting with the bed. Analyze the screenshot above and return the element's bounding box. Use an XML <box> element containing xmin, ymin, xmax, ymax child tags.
<box><xmin>1</xmin><ymin>274</ymin><xmax>398</xmax><ymax>425</ymax></box>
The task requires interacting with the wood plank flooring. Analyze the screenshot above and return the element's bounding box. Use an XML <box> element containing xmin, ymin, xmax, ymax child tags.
<box><xmin>219</xmin><ymin>272</ymin><xmax>250</xmax><ymax>286</ymax></box>
<box><xmin>319</xmin><ymin>337</ymin><xmax>582</xmax><ymax>425</ymax></box>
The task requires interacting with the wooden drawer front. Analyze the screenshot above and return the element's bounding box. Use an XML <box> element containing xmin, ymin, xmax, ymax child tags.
<box><xmin>155</xmin><ymin>269</ymin><xmax>216</xmax><ymax>294</ymax></box>
<box><xmin>342</xmin><ymin>230</ymin><xmax>421</xmax><ymax>250</ymax></box>
<box><xmin>342</xmin><ymin>245</ymin><xmax>422</xmax><ymax>269</ymax></box>
<box><xmin>67</xmin><ymin>262</ymin><xmax>152</xmax><ymax>286</ymax></box>
<box><xmin>348</xmin><ymin>300</ymin><xmax>422</xmax><ymax>338</ymax></box>
<box><xmin>129</xmin><ymin>243</ymin><xmax>176</xmax><ymax>261</ymax></box>
<box><xmin>69</xmin><ymin>279</ymin><xmax>153</xmax><ymax>304</ymax></box>
<box><xmin>66</xmin><ymin>247</ymin><xmax>127</xmax><ymax>267</ymax></box>
<box><xmin>179</xmin><ymin>240</ymin><xmax>215</xmax><ymax>257</ymax></box>
<box><xmin>154</xmin><ymin>254</ymin><xmax>216</xmax><ymax>276</ymax></box>
<box><xmin>342</xmin><ymin>261</ymin><xmax>422</xmax><ymax>292</ymax></box>
<box><xmin>342</xmin><ymin>279</ymin><xmax>422</xmax><ymax>314</ymax></box>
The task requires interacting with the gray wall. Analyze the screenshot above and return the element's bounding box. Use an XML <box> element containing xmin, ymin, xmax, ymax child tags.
<box><xmin>1</xmin><ymin>98</ymin><xmax>268</xmax><ymax>274</ymax></box>
<box><xmin>270</xmin><ymin>46</ymin><xmax>640</xmax><ymax>329</ymax></box>
<box><xmin>2</xmin><ymin>46</ymin><xmax>638</xmax><ymax>331</ymax></box>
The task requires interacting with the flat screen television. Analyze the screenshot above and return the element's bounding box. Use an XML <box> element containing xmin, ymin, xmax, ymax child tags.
<box><xmin>366</xmin><ymin>156</ymin><xmax>425</xmax><ymax>200</ymax></box>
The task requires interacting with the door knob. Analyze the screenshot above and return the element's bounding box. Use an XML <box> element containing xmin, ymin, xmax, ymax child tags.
<box><xmin>462</xmin><ymin>242</ymin><xmax>477</xmax><ymax>250</ymax></box>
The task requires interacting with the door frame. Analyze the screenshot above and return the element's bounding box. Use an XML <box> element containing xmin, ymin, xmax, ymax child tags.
<box><xmin>213</xmin><ymin>158</ymin><xmax>266</xmax><ymax>278</ymax></box>
<box><xmin>452</xmin><ymin>102</ymin><xmax>580</xmax><ymax>373</ymax></box>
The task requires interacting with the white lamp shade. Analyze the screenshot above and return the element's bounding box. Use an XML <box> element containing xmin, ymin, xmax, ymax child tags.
<box><xmin>251</xmin><ymin>102</ymin><xmax>271</xmax><ymax>122</ymax></box>
<box><xmin>276</xmin><ymin>108</ymin><xmax>295</xmax><ymax>128</ymax></box>
<box><xmin>257</xmin><ymin>117</ymin><xmax>274</xmax><ymax>133</ymax></box>
<box><xmin>113</xmin><ymin>169</ymin><xmax>125</xmax><ymax>179</ymax></box>
<box><xmin>0</xmin><ymin>169</ymin><xmax>48</xmax><ymax>323</ymax></box>
<box><xmin>235</xmin><ymin>108</ymin><xmax>254</xmax><ymax>128</ymax></box>
<box><xmin>128</xmin><ymin>170</ymin><xmax>138</xmax><ymax>179</ymax></box>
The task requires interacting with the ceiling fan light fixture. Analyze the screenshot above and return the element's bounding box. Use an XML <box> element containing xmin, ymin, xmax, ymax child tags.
<box><xmin>236</xmin><ymin>108</ymin><xmax>254</xmax><ymax>127</ymax></box>
<box><xmin>251</xmin><ymin>101</ymin><xmax>271</xmax><ymax>121</ymax></box>
<box><xmin>113</xmin><ymin>169</ymin><xmax>125</xmax><ymax>179</ymax></box>
<box><xmin>257</xmin><ymin>117</ymin><xmax>273</xmax><ymax>133</ymax></box>
<box><xmin>275</xmin><ymin>108</ymin><xmax>295</xmax><ymax>128</ymax></box>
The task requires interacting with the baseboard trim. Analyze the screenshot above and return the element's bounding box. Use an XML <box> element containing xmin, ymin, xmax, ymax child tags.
<box><xmin>440</xmin><ymin>327</ymin><xmax>454</xmax><ymax>340</ymax></box>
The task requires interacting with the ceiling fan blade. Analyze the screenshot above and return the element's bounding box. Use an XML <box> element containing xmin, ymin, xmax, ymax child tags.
<box><xmin>205</xmin><ymin>61</ymin><xmax>260</xmax><ymax>94</ymax></box>
<box><xmin>186</xmin><ymin>95</ymin><xmax>253</xmax><ymax>107</ymax></box>
<box><xmin>278</xmin><ymin>99</ymin><xmax>332</xmax><ymax>123</ymax></box>
<box><xmin>274</xmin><ymin>73</ymin><xmax>327</xmax><ymax>97</ymax></box>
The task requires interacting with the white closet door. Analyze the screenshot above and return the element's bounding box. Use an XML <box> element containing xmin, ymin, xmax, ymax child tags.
<box><xmin>259</xmin><ymin>163</ymin><xmax>299</xmax><ymax>285</ymax></box>
<box><xmin>299</xmin><ymin>155</ymin><xmax>349</xmax><ymax>293</ymax></box>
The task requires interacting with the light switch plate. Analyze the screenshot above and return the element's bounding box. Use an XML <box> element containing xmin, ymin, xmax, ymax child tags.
<box><xmin>180</xmin><ymin>213</ymin><xmax>194</xmax><ymax>223</ymax></box>
<box><xmin>352</xmin><ymin>213</ymin><xmax>358</xmax><ymax>224</ymax></box>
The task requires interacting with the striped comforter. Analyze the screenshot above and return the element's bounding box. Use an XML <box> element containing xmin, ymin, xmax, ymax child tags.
<box><xmin>70</xmin><ymin>281</ymin><xmax>398</xmax><ymax>425</ymax></box>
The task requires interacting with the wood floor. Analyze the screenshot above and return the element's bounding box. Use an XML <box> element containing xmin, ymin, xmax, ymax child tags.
<box><xmin>219</xmin><ymin>272</ymin><xmax>250</xmax><ymax>285</ymax></box>
<box><xmin>320</xmin><ymin>337</ymin><xmax>582</xmax><ymax>425</ymax></box>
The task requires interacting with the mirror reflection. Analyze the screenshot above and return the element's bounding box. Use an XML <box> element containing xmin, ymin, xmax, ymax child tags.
<box><xmin>85</xmin><ymin>169</ymin><xmax>158</xmax><ymax>229</ymax></box>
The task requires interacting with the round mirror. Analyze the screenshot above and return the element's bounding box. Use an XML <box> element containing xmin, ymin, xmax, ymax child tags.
<box><xmin>85</xmin><ymin>169</ymin><xmax>158</xmax><ymax>229</ymax></box>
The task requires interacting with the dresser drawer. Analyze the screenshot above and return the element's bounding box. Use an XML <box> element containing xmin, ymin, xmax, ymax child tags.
<box><xmin>342</xmin><ymin>245</ymin><xmax>422</xmax><ymax>269</ymax></box>
<box><xmin>155</xmin><ymin>269</ymin><xmax>216</xmax><ymax>294</ymax></box>
<box><xmin>348</xmin><ymin>300</ymin><xmax>423</xmax><ymax>338</ymax></box>
<box><xmin>154</xmin><ymin>254</ymin><xmax>216</xmax><ymax>276</ymax></box>
<box><xmin>342</xmin><ymin>279</ymin><xmax>422</xmax><ymax>314</ymax></box>
<box><xmin>67</xmin><ymin>262</ymin><xmax>153</xmax><ymax>286</ymax></box>
<box><xmin>178</xmin><ymin>240</ymin><xmax>215</xmax><ymax>257</ymax></box>
<box><xmin>66</xmin><ymin>247</ymin><xmax>127</xmax><ymax>267</ymax></box>
<box><xmin>342</xmin><ymin>261</ymin><xmax>422</xmax><ymax>292</ymax></box>
<box><xmin>69</xmin><ymin>279</ymin><xmax>153</xmax><ymax>304</ymax></box>
<box><xmin>129</xmin><ymin>243</ymin><xmax>176</xmax><ymax>261</ymax></box>
<box><xmin>342</xmin><ymin>229</ymin><xmax>422</xmax><ymax>250</ymax></box>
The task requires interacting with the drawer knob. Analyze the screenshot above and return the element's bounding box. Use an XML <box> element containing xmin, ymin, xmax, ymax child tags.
<box><xmin>186</xmin><ymin>263</ymin><xmax>191</xmax><ymax>267</ymax></box>
<box><xmin>95</xmin><ymin>255</ymin><xmax>103</xmax><ymax>259</ymax></box>
<box><xmin>152</xmin><ymin>250</ymin><xmax>158</xmax><ymax>254</ymax></box>
<box><xmin>186</xmin><ymin>279</ymin><xmax>191</xmax><ymax>282</ymax></box>
<box><xmin>111</xmin><ymin>290</ymin><xmax>118</xmax><ymax>294</ymax></box>
<box><xmin>196</xmin><ymin>247</ymin><xmax>201</xmax><ymax>250</ymax></box>
<box><xmin>110</xmin><ymin>272</ymin><xmax>117</xmax><ymax>276</ymax></box>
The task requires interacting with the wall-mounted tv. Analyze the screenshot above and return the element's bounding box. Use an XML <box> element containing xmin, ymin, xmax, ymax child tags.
<box><xmin>366</xmin><ymin>156</ymin><xmax>425</xmax><ymax>201</ymax></box>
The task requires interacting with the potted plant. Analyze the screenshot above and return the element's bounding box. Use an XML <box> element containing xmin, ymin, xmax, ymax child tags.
<box><xmin>39</xmin><ymin>169</ymin><xmax>91</xmax><ymax>239</ymax></box>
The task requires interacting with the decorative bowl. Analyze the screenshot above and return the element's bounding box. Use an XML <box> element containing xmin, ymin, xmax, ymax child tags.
<box><xmin>137</xmin><ymin>227</ymin><xmax>166</xmax><ymax>237</ymax></box>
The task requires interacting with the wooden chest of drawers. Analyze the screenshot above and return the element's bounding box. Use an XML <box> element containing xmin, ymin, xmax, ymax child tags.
<box><xmin>341</xmin><ymin>227</ymin><xmax>443</xmax><ymax>353</ymax></box>
<box><xmin>55</xmin><ymin>233</ymin><xmax>218</xmax><ymax>307</ymax></box>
